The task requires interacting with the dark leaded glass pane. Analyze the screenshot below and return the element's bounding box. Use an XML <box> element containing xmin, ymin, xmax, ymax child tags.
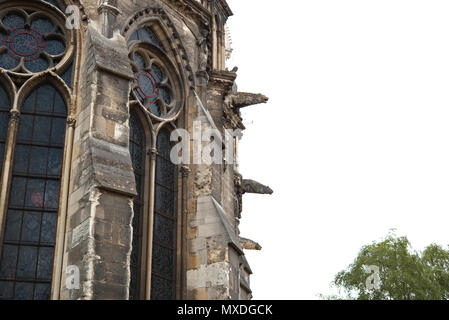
<box><xmin>129</xmin><ymin>31</ymin><xmax>138</xmax><ymax>43</ymax></box>
<box><xmin>41</xmin><ymin>213</ymin><xmax>57</xmax><ymax>244</ymax></box>
<box><xmin>0</xmin><ymin>84</ymin><xmax>10</xmax><ymax>176</ymax></box>
<box><xmin>33</xmin><ymin>116</ymin><xmax>51</xmax><ymax>144</ymax></box>
<box><xmin>36</xmin><ymin>85</ymin><xmax>55</xmax><ymax>113</ymax></box>
<box><xmin>138</xmin><ymin>27</ymin><xmax>163</xmax><ymax>49</ymax></box>
<box><xmin>51</xmin><ymin>117</ymin><xmax>66</xmax><ymax>145</ymax></box>
<box><xmin>61</xmin><ymin>65</ymin><xmax>73</xmax><ymax>88</ymax></box>
<box><xmin>151</xmin><ymin>128</ymin><xmax>176</xmax><ymax>300</ymax></box>
<box><xmin>21</xmin><ymin>212</ymin><xmax>41</xmax><ymax>243</ymax></box>
<box><xmin>159</xmin><ymin>88</ymin><xmax>171</xmax><ymax>105</ymax></box>
<box><xmin>46</xmin><ymin>39</ymin><xmax>66</xmax><ymax>56</ymax></box>
<box><xmin>2</xmin><ymin>14</ymin><xmax>25</xmax><ymax>29</ymax></box>
<box><xmin>29</xmin><ymin>146</ymin><xmax>48</xmax><ymax>175</ymax></box>
<box><xmin>16</xmin><ymin>246</ymin><xmax>38</xmax><ymax>279</ymax></box>
<box><xmin>14</xmin><ymin>282</ymin><xmax>33</xmax><ymax>300</ymax></box>
<box><xmin>151</xmin><ymin>65</ymin><xmax>164</xmax><ymax>82</ymax></box>
<box><xmin>0</xmin><ymin>85</ymin><xmax>9</xmax><ymax>110</ymax></box>
<box><xmin>0</xmin><ymin>281</ymin><xmax>14</xmax><ymax>299</ymax></box>
<box><xmin>30</xmin><ymin>18</ymin><xmax>54</xmax><ymax>35</ymax></box>
<box><xmin>153</xmin><ymin>214</ymin><xmax>174</xmax><ymax>247</ymax></box>
<box><xmin>47</xmin><ymin>148</ymin><xmax>62</xmax><ymax>175</ymax></box>
<box><xmin>36</xmin><ymin>247</ymin><xmax>54</xmax><ymax>280</ymax></box>
<box><xmin>25</xmin><ymin>179</ymin><xmax>46</xmax><ymax>209</ymax></box>
<box><xmin>13</xmin><ymin>144</ymin><xmax>30</xmax><ymax>174</ymax></box>
<box><xmin>4</xmin><ymin>210</ymin><xmax>22</xmax><ymax>242</ymax></box>
<box><xmin>134</xmin><ymin>53</ymin><xmax>145</xmax><ymax>69</ymax></box>
<box><xmin>0</xmin><ymin>54</ymin><xmax>19</xmax><ymax>70</ymax></box>
<box><xmin>25</xmin><ymin>58</ymin><xmax>49</xmax><ymax>73</ymax></box>
<box><xmin>129</xmin><ymin>110</ymin><xmax>146</xmax><ymax>300</ymax></box>
<box><xmin>0</xmin><ymin>84</ymin><xmax>66</xmax><ymax>300</ymax></box>
<box><xmin>9</xmin><ymin>177</ymin><xmax>26</xmax><ymax>208</ymax></box>
<box><xmin>0</xmin><ymin>245</ymin><xmax>18</xmax><ymax>279</ymax></box>
<box><xmin>34</xmin><ymin>283</ymin><xmax>50</xmax><ymax>300</ymax></box>
<box><xmin>151</xmin><ymin>244</ymin><xmax>174</xmax><ymax>279</ymax></box>
<box><xmin>151</xmin><ymin>275</ymin><xmax>173</xmax><ymax>300</ymax></box>
<box><xmin>17</xmin><ymin>114</ymin><xmax>33</xmax><ymax>142</ymax></box>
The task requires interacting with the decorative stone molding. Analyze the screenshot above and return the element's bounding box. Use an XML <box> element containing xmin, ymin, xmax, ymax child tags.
<box><xmin>122</xmin><ymin>4</ymin><xmax>198</xmax><ymax>89</ymax></box>
<box><xmin>8</xmin><ymin>110</ymin><xmax>20</xmax><ymax>122</ymax></box>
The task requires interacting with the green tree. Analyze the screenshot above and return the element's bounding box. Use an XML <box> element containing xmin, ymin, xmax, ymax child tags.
<box><xmin>330</xmin><ymin>231</ymin><xmax>449</xmax><ymax>300</ymax></box>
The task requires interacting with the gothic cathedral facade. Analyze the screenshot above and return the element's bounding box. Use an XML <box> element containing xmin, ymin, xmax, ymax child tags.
<box><xmin>0</xmin><ymin>0</ymin><xmax>271</xmax><ymax>300</ymax></box>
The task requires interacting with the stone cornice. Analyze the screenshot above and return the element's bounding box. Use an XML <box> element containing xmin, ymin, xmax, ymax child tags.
<box><xmin>208</xmin><ymin>69</ymin><xmax>236</xmax><ymax>95</ymax></box>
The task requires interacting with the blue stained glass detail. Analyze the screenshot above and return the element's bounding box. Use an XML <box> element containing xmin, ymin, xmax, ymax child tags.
<box><xmin>138</xmin><ymin>27</ymin><xmax>163</xmax><ymax>49</ymax></box>
<box><xmin>34</xmin><ymin>283</ymin><xmax>50</xmax><ymax>300</ymax></box>
<box><xmin>128</xmin><ymin>27</ymin><xmax>163</xmax><ymax>49</ymax></box>
<box><xmin>0</xmin><ymin>11</ymin><xmax>67</xmax><ymax>73</ymax></box>
<box><xmin>61</xmin><ymin>65</ymin><xmax>73</xmax><ymax>88</ymax></box>
<box><xmin>0</xmin><ymin>84</ymin><xmax>66</xmax><ymax>300</ymax></box>
<box><xmin>160</xmin><ymin>88</ymin><xmax>171</xmax><ymax>105</ymax></box>
<box><xmin>16</xmin><ymin>246</ymin><xmax>38</xmax><ymax>279</ymax></box>
<box><xmin>151</xmin><ymin>65</ymin><xmax>163</xmax><ymax>82</ymax></box>
<box><xmin>151</xmin><ymin>128</ymin><xmax>176</xmax><ymax>300</ymax></box>
<box><xmin>0</xmin><ymin>84</ymin><xmax>10</xmax><ymax>187</ymax></box>
<box><xmin>25</xmin><ymin>57</ymin><xmax>49</xmax><ymax>73</ymax></box>
<box><xmin>46</xmin><ymin>39</ymin><xmax>65</xmax><ymax>56</ymax></box>
<box><xmin>30</xmin><ymin>18</ymin><xmax>54</xmax><ymax>35</ymax></box>
<box><xmin>14</xmin><ymin>282</ymin><xmax>33</xmax><ymax>300</ymax></box>
<box><xmin>0</xmin><ymin>84</ymin><xmax>10</xmax><ymax>110</ymax></box>
<box><xmin>134</xmin><ymin>52</ymin><xmax>145</xmax><ymax>69</ymax></box>
<box><xmin>129</xmin><ymin>110</ymin><xmax>146</xmax><ymax>300</ymax></box>
<box><xmin>129</xmin><ymin>32</ymin><xmax>138</xmax><ymax>42</ymax></box>
<box><xmin>0</xmin><ymin>53</ymin><xmax>19</xmax><ymax>70</ymax></box>
<box><xmin>149</xmin><ymin>102</ymin><xmax>161</xmax><ymax>117</ymax></box>
<box><xmin>2</xmin><ymin>14</ymin><xmax>25</xmax><ymax>29</ymax></box>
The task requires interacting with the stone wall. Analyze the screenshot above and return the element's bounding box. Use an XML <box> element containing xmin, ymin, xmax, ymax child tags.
<box><xmin>55</xmin><ymin>0</ymin><xmax>263</xmax><ymax>300</ymax></box>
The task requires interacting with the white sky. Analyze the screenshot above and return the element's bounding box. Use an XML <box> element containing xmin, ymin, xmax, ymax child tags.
<box><xmin>227</xmin><ymin>0</ymin><xmax>449</xmax><ymax>299</ymax></box>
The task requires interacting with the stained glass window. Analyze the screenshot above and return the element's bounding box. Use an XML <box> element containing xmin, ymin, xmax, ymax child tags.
<box><xmin>129</xmin><ymin>110</ymin><xmax>145</xmax><ymax>300</ymax></box>
<box><xmin>0</xmin><ymin>10</ymin><xmax>66</xmax><ymax>73</ymax></box>
<box><xmin>0</xmin><ymin>84</ymin><xmax>10</xmax><ymax>178</ymax></box>
<box><xmin>0</xmin><ymin>84</ymin><xmax>66</xmax><ymax>300</ymax></box>
<box><xmin>131</xmin><ymin>51</ymin><xmax>174</xmax><ymax>118</ymax></box>
<box><xmin>129</xmin><ymin>27</ymin><xmax>163</xmax><ymax>49</ymax></box>
<box><xmin>151</xmin><ymin>128</ymin><xmax>176</xmax><ymax>300</ymax></box>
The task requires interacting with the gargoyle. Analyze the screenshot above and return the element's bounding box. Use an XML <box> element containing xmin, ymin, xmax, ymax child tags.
<box><xmin>242</xmin><ymin>179</ymin><xmax>273</xmax><ymax>195</ymax></box>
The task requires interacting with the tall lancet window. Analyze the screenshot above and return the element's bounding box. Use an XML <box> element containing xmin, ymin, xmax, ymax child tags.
<box><xmin>128</xmin><ymin>110</ymin><xmax>146</xmax><ymax>300</ymax></box>
<box><xmin>152</xmin><ymin>128</ymin><xmax>176</xmax><ymax>300</ymax></box>
<box><xmin>128</xmin><ymin>23</ymin><xmax>184</xmax><ymax>300</ymax></box>
<box><xmin>0</xmin><ymin>85</ymin><xmax>9</xmax><ymax>174</ymax></box>
<box><xmin>0</xmin><ymin>1</ymin><xmax>76</xmax><ymax>300</ymax></box>
<box><xmin>0</xmin><ymin>85</ymin><xmax>66</xmax><ymax>300</ymax></box>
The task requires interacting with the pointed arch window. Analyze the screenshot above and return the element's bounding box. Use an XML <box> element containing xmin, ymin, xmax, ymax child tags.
<box><xmin>128</xmin><ymin>23</ymin><xmax>184</xmax><ymax>300</ymax></box>
<box><xmin>151</xmin><ymin>128</ymin><xmax>176</xmax><ymax>300</ymax></box>
<box><xmin>0</xmin><ymin>84</ymin><xmax>66</xmax><ymax>300</ymax></box>
<box><xmin>128</xmin><ymin>109</ymin><xmax>146</xmax><ymax>300</ymax></box>
<box><xmin>0</xmin><ymin>1</ymin><xmax>75</xmax><ymax>300</ymax></box>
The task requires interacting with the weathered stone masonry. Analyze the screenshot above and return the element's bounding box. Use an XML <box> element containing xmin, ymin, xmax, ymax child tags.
<box><xmin>0</xmin><ymin>0</ymin><xmax>272</xmax><ymax>300</ymax></box>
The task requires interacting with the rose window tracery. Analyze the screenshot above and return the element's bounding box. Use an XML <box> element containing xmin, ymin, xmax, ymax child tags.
<box><xmin>0</xmin><ymin>9</ymin><xmax>67</xmax><ymax>73</ymax></box>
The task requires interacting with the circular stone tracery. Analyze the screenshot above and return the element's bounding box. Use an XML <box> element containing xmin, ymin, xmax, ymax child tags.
<box><xmin>4</xmin><ymin>27</ymin><xmax>46</xmax><ymax>61</ymax></box>
<box><xmin>135</xmin><ymin>69</ymin><xmax>159</xmax><ymax>103</ymax></box>
<box><xmin>0</xmin><ymin>9</ymin><xmax>68</xmax><ymax>74</ymax></box>
<box><xmin>131</xmin><ymin>49</ymin><xmax>175</xmax><ymax>119</ymax></box>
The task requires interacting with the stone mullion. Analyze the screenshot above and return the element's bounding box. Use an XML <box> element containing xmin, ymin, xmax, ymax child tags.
<box><xmin>0</xmin><ymin>109</ymin><xmax>20</xmax><ymax>261</ymax></box>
